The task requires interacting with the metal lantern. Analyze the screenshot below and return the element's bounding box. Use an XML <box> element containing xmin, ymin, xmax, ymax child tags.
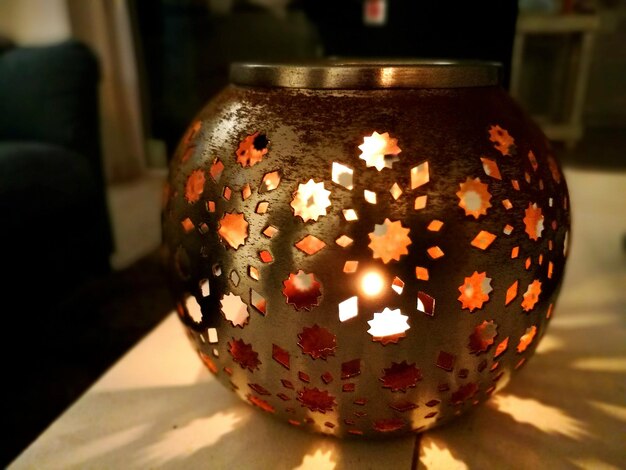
<box><xmin>162</xmin><ymin>61</ymin><xmax>570</xmax><ymax>438</ymax></box>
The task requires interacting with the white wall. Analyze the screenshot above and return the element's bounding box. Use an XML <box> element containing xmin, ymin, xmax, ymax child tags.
<box><xmin>0</xmin><ymin>0</ymin><xmax>70</xmax><ymax>45</ymax></box>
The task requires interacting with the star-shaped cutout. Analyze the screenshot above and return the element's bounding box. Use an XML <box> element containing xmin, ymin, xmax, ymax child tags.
<box><xmin>290</xmin><ymin>179</ymin><xmax>331</xmax><ymax>222</ymax></box>
<box><xmin>368</xmin><ymin>218</ymin><xmax>411</xmax><ymax>263</ymax></box>
<box><xmin>358</xmin><ymin>131</ymin><xmax>401</xmax><ymax>170</ymax></box>
<box><xmin>367</xmin><ymin>308</ymin><xmax>410</xmax><ymax>344</ymax></box>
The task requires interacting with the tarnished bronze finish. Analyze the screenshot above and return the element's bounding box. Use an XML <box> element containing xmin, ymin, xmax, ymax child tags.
<box><xmin>163</xmin><ymin>61</ymin><xmax>570</xmax><ymax>438</ymax></box>
<box><xmin>230</xmin><ymin>60</ymin><xmax>501</xmax><ymax>89</ymax></box>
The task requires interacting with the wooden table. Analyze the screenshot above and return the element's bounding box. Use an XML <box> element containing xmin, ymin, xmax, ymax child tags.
<box><xmin>10</xmin><ymin>168</ymin><xmax>625</xmax><ymax>469</ymax></box>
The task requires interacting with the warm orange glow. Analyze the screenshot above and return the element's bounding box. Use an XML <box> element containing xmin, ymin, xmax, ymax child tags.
<box><xmin>488</xmin><ymin>124</ymin><xmax>515</xmax><ymax>156</ymax></box>
<box><xmin>217</xmin><ymin>211</ymin><xmax>249</xmax><ymax>249</ymax></box>
<box><xmin>360</xmin><ymin>271</ymin><xmax>385</xmax><ymax>297</ymax></box>
<box><xmin>458</xmin><ymin>271</ymin><xmax>492</xmax><ymax>312</ymax></box>
<box><xmin>456</xmin><ymin>177</ymin><xmax>492</xmax><ymax>219</ymax></box>
<box><xmin>523</xmin><ymin>202</ymin><xmax>545</xmax><ymax>240</ymax></box>
<box><xmin>414</xmin><ymin>195</ymin><xmax>427</xmax><ymax>210</ymax></box>
<box><xmin>415</xmin><ymin>266</ymin><xmax>430</xmax><ymax>280</ymax></box>
<box><xmin>295</xmin><ymin>235</ymin><xmax>326</xmax><ymax>255</ymax></box>
<box><xmin>184</xmin><ymin>169</ymin><xmax>205</xmax><ymax>203</ymax></box>
<box><xmin>480</xmin><ymin>156</ymin><xmax>502</xmax><ymax>180</ymax></box>
<box><xmin>505</xmin><ymin>280</ymin><xmax>518</xmax><ymax>306</ymax></box>
<box><xmin>471</xmin><ymin>230</ymin><xmax>497</xmax><ymax>250</ymax></box>
<box><xmin>427</xmin><ymin>220</ymin><xmax>444</xmax><ymax>232</ymax></box>
<box><xmin>368</xmin><ymin>218</ymin><xmax>411</xmax><ymax>263</ymax></box>
<box><xmin>236</xmin><ymin>131</ymin><xmax>269</xmax><ymax>167</ymax></box>
<box><xmin>522</xmin><ymin>279</ymin><xmax>542</xmax><ymax>311</ymax></box>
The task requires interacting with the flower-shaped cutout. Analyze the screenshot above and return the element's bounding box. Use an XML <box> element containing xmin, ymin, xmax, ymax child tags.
<box><xmin>523</xmin><ymin>203</ymin><xmax>544</xmax><ymax>241</ymax></box>
<box><xmin>218</xmin><ymin>211</ymin><xmax>249</xmax><ymax>249</ymax></box>
<box><xmin>380</xmin><ymin>361</ymin><xmax>422</xmax><ymax>392</ymax></box>
<box><xmin>368</xmin><ymin>218</ymin><xmax>411</xmax><ymax>264</ymax></box>
<box><xmin>517</xmin><ymin>325</ymin><xmax>537</xmax><ymax>353</ymax></box>
<box><xmin>488</xmin><ymin>124</ymin><xmax>515</xmax><ymax>156</ymax></box>
<box><xmin>283</xmin><ymin>270</ymin><xmax>322</xmax><ymax>310</ymax></box>
<box><xmin>220</xmin><ymin>293</ymin><xmax>249</xmax><ymax>327</ymax></box>
<box><xmin>297</xmin><ymin>387</ymin><xmax>336</xmax><ymax>413</ymax></box>
<box><xmin>458</xmin><ymin>271</ymin><xmax>493</xmax><ymax>312</ymax></box>
<box><xmin>521</xmin><ymin>279</ymin><xmax>542</xmax><ymax>312</ymax></box>
<box><xmin>358</xmin><ymin>131</ymin><xmax>401</xmax><ymax>170</ymax></box>
<box><xmin>298</xmin><ymin>324</ymin><xmax>336</xmax><ymax>360</ymax></box>
<box><xmin>236</xmin><ymin>131</ymin><xmax>269</xmax><ymax>167</ymax></box>
<box><xmin>457</xmin><ymin>177</ymin><xmax>492</xmax><ymax>219</ymax></box>
<box><xmin>228</xmin><ymin>338</ymin><xmax>261</xmax><ymax>371</ymax></box>
<box><xmin>290</xmin><ymin>179</ymin><xmax>331</xmax><ymax>222</ymax></box>
<box><xmin>185</xmin><ymin>169</ymin><xmax>206</xmax><ymax>203</ymax></box>
<box><xmin>468</xmin><ymin>320</ymin><xmax>498</xmax><ymax>354</ymax></box>
<box><xmin>367</xmin><ymin>308</ymin><xmax>410</xmax><ymax>345</ymax></box>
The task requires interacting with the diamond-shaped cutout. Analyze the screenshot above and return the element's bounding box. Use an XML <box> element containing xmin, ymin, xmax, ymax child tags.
<box><xmin>230</xmin><ymin>270</ymin><xmax>240</xmax><ymax>286</ymax></box>
<box><xmin>414</xmin><ymin>195</ymin><xmax>427</xmax><ymax>210</ymax></box>
<box><xmin>260</xmin><ymin>170</ymin><xmax>281</xmax><ymax>192</ymax></box>
<box><xmin>417</xmin><ymin>291</ymin><xmax>435</xmax><ymax>316</ymax></box>
<box><xmin>471</xmin><ymin>230</ymin><xmax>497</xmax><ymax>250</ymax></box>
<box><xmin>415</xmin><ymin>266</ymin><xmax>429</xmax><ymax>280</ymax></box>
<box><xmin>332</xmin><ymin>162</ymin><xmax>354</xmax><ymax>190</ymax></box>
<box><xmin>427</xmin><ymin>246</ymin><xmax>444</xmax><ymax>259</ymax></box>
<box><xmin>391</xmin><ymin>276</ymin><xmax>404</xmax><ymax>294</ymax></box>
<box><xmin>481</xmin><ymin>157</ymin><xmax>502</xmax><ymax>180</ymax></box>
<box><xmin>343</xmin><ymin>261</ymin><xmax>358</xmax><ymax>273</ymax></box>
<box><xmin>343</xmin><ymin>209</ymin><xmax>358</xmax><ymax>221</ymax></box>
<box><xmin>256</xmin><ymin>201</ymin><xmax>269</xmax><ymax>214</ymax></box>
<box><xmin>410</xmin><ymin>161</ymin><xmax>429</xmax><ymax>189</ymax></box>
<box><xmin>427</xmin><ymin>220</ymin><xmax>444</xmax><ymax>232</ymax></box>
<box><xmin>364</xmin><ymin>190</ymin><xmax>377</xmax><ymax>204</ymax></box>
<box><xmin>390</xmin><ymin>183</ymin><xmax>403</xmax><ymax>200</ymax></box>
<box><xmin>295</xmin><ymin>235</ymin><xmax>326</xmax><ymax>255</ymax></box>
<box><xmin>336</xmin><ymin>235</ymin><xmax>353</xmax><ymax>247</ymax></box>
<box><xmin>262</xmin><ymin>225</ymin><xmax>278</xmax><ymax>238</ymax></box>
<box><xmin>250</xmin><ymin>289</ymin><xmax>267</xmax><ymax>315</ymax></box>
<box><xmin>339</xmin><ymin>296</ymin><xmax>358</xmax><ymax>322</ymax></box>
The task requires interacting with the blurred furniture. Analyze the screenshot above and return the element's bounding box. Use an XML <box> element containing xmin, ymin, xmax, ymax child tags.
<box><xmin>0</xmin><ymin>39</ymin><xmax>113</xmax><ymax>302</ymax></box>
<box><xmin>511</xmin><ymin>13</ymin><xmax>600</xmax><ymax>148</ymax></box>
<box><xmin>9</xmin><ymin>168</ymin><xmax>625</xmax><ymax>469</ymax></box>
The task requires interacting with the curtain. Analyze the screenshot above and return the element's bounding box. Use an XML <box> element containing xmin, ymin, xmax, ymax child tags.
<box><xmin>67</xmin><ymin>0</ymin><xmax>145</xmax><ymax>183</ymax></box>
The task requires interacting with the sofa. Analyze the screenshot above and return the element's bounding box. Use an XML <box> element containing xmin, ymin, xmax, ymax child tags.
<box><xmin>0</xmin><ymin>39</ymin><xmax>113</xmax><ymax>304</ymax></box>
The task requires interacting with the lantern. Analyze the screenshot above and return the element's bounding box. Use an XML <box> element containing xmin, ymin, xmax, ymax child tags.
<box><xmin>162</xmin><ymin>61</ymin><xmax>570</xmax><ymax>437</ymax></box>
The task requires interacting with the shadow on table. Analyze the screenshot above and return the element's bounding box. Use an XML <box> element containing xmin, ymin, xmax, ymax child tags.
<box><xmin>14</xmin><ymin>373</ymin><xmax>414</xmax><ymax>470</ymax></box>
<box><xmin>420</xmin><ymin>295</ymin><xmax>625</xmax><ymax>469</ymax></box>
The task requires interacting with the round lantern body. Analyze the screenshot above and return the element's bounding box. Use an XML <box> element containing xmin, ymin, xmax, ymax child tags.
<box><xmin>162</xmin><ymin>62</ymin><xmax>570</xmax><ymax>438</ymax></box>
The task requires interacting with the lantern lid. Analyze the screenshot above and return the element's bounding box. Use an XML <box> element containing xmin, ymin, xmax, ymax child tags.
<box><xmin>229</xmin><ymin>59</ymin><xmax>501</xmax><ymax>90</ymax></box>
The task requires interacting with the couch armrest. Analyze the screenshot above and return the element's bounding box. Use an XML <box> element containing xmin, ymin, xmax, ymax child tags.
<box><xmin>0</xmin><ymin>39</ymin><xmax>102</xmax><ymax>175</ymax></box>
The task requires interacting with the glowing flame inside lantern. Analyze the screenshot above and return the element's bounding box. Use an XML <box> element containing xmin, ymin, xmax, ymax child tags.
<box><xmin>361</xmin><ymin>271</ymin><xmax>384</xmax><ymax>297</ymax></box>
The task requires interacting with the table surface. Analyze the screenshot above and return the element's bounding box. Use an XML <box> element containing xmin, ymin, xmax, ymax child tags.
<box><xmin>10</xmin><ymin>168</ymin><xmax>626</xmax><ymax>470</ymax></box>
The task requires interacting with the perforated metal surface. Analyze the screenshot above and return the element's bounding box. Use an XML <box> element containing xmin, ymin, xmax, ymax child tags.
<box><xmin>163</xmin><ymin>68</ymin><xmax>570</xmax><ymax>438</ymax></box>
